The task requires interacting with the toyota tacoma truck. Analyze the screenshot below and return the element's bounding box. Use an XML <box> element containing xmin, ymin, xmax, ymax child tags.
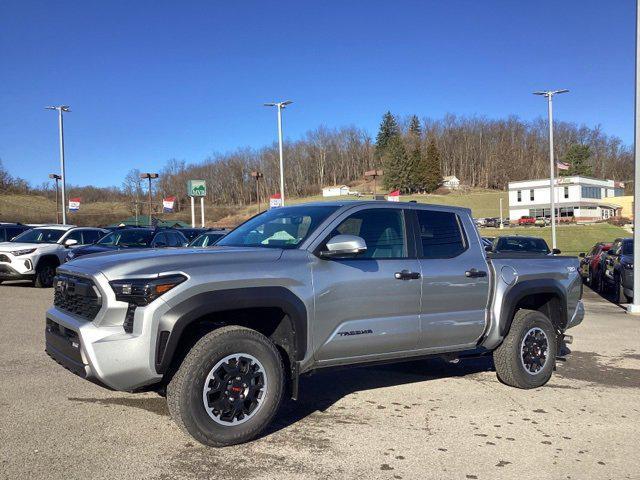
<box><xmin>45</xmin><ymin>202</ymin><xmax>584</xmax><ymax>447</ymax></box>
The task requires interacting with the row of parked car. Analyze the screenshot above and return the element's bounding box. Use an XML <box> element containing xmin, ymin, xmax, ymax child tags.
<box><xmin>579</xmin><ymin>237</ymin><xmax>634</xmax><ymax>304</ymax></box>
<box><xmin>0</xmin><ymin>222</ymin><xmax>228</xmax><ymax>288</ymax></box>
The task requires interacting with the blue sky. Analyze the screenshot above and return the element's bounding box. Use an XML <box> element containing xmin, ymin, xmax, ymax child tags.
<box><xmin>0</xmin><ymin>0</ymin><xmax>635</xmax><ymax>187</ymax></box>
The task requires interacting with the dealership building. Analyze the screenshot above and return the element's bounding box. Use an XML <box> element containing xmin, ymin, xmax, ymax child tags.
<box><xmin>508</xmin><ymin>176</ymin><xmax>625</xmax><ymax>222</ymax></box>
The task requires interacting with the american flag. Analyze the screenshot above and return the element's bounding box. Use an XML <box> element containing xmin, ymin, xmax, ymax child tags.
<box><xmin>556</xmin><ymin>161</ymin><xmax>570</xmax><ymax>171</ymax></box>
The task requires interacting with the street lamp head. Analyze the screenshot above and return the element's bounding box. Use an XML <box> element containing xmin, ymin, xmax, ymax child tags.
<box><xmin>264</xmin><ymin>100</ymin><xmax>293</xmax><ymax>108</ymax></box>
<box><xmin>552</xmin><ymin>89</ymin><xmax>569</xmax><ymax>95</ymax></box>
<box><xmin>532</xmin><ymin>91</ymin><xmax>549</xmax><ymax>96</ymax></box>
<box><xmin>49</xmin><ymin>173</ymin><xmax>61</xmax><ymax>180</ymax></box>
<box><xmin>139</xmin><ymin>172</ymin><xmax>159</xmax><ymax>179</ymax></box>
<box><xmin>45</xmin><ymin>105</ymin><xmax>71</xmax><ymax>112</ymax></box>
<box><xmin>263</xmin><ymin>102</ymin><xmax>276</xmax><ymax>107</ymax></box>
<box><xmin>281</xmin><ymin>100</ymin><xmax>293</xmax><ymax>107</ymax></box>
<box><xmin>533</xmin><ymin>89</ymin><xmax>569</xmax><ymax>97</ymax></box>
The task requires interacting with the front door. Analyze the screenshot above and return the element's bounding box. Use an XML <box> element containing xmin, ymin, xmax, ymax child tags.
<box><xmin>413</xmin><ymin>208</ymin><xmax>490</xmax><ymax>350</ymax></box>
<box><xmin>311</xmin><ymin>207</ymin><xmax>422</xmax><ymax>362</ymax></box>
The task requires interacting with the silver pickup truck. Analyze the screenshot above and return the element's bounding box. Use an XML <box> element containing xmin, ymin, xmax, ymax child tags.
<box><xmin>45</xmin><ymin>201</ymin><xmax>584</xmax><ymax>446</ymax></box>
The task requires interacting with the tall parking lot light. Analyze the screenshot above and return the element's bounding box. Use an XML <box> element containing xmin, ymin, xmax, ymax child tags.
<box><xmin>629</xmin><ymin>1</ymin><xmax>640</xmax><ymax>315</ymax></box>
<box><xmin>46</xmin><ymin>105</ymin><xmax>70</xmax><ymax>224</ymax></box>
<box><xmin>533</xmin><ymin>89</ymin><xmax>569</xmax><ymax>250</ymax></box>
<box><xmin>48</xmin><ymin>173</ymin><xmax>61</xmax><ymax>224</ymax></box>
<box><xmin>264</xmin><ymin>100</ymin><xmax>292</xmax><ymax>206</ymax></box>
<box><xmin>139</xmin><ymin>173</ymin><xmax>159</xmax><ymax>226</ymax></box>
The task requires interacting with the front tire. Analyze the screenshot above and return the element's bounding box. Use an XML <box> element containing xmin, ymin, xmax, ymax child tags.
<box><xmin>34</xmin><ymin>262</ymin><xmax>56</xmax><ymax>288</ymax></box>
<box><xmin>167</xmin><ymin>326</ymin><xmax>284</xmax><ymax>447</ymax></box>
<box><xmin>493</xmin><ymin>309</ymin><xmax>557</xmax><ymax>389</ymax></box>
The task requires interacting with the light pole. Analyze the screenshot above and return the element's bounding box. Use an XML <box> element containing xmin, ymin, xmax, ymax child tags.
<box><xmin>629</xmin><ymin>1</ymin><xmax>640</xmax><ymax>315</ymax></box>
<box><xmin>251</xmin><ymin>171</ymin><xmax>264</xmax><ymax>213</ymax></box>
<box><xmin>264</xmin><ymin>100</ymin><xmax>292</xmax><ymax>206</ymax></box>
<box><xmin>49</xmin><ymin>173</ymin><xmax>61</xmax><ymax>224</ymax></box>
<box><xmin>46</xmin><ymin>105</ymin><xmax>70</xmax><ymax>224</ymax></box>
<box><xmin>139</xmin><ymin>173</ymin><xmax>159</xmax><ymax>226</ymax></box>
<box><xmin>533</xmin><ymin>89</ymin><xmax>569</xmax><ymax>250</ymax></box>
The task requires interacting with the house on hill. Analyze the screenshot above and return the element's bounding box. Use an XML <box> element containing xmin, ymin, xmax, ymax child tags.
<box><xmin>442</xmin><ymin>176</ymin><xmax>460</xmax><ymax>189</ymax></box>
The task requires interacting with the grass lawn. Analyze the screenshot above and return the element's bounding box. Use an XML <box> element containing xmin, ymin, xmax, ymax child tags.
<box><xmin>478</xmin><ymin>223</ymin><xmax>630</xmax><ymax>257</ymax></box>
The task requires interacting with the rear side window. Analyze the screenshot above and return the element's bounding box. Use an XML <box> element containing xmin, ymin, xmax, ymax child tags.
<box><xmin>416</xmin><ymin>210</ymin><xmax>466</xmax><ymax>259</ymax></box>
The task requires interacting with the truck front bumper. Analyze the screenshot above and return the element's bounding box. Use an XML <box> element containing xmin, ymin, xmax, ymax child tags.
<box><xmin>45</xmin><ymin>306</ymin><xmax>163</xmax><ymax>391</ymax></box>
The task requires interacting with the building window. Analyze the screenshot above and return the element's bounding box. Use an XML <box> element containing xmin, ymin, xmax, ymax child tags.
<box><xmin>564</xmin><ymin>186</ymin><xmax>569</xmax><ymax>199</ymax></box>
<box><xmin>517</xmin><ymin>190</ymin><xmax>522</xmax><ymax>202</ymax></box>
<box><xmin>529</xmin><ymin>189</ymin><xmax>534</xmax><ymax>201</ymax></box>
<box><xmin>581</xmin><ymin>186</ymin><xmax>601</xmax><ymax>199</ymax></box>
<box><xmin>614</xmin><ymin>188</ymin><xmax>624</xmax><ymax>197</ymax></box>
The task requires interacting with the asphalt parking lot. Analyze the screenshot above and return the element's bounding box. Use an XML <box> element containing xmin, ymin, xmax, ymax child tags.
<box><xmin>1</xmin><ymin>284</ymin><xmax>639</xmax><ymax>480</ymax></box>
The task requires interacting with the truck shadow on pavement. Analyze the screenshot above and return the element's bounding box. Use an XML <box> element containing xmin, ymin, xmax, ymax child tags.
<box><xmin>264</xmin><ymin>356</ymin><xmax>495</xmax><ymax>438</ymax></box>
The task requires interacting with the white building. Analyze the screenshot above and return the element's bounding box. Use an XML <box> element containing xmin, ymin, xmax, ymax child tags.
<box><xmin>322</xmin><ymin>185</ymin><xmax>350</xmax><ymax>197</ymax></box>
<box><xmin>442</xmin><ymin>175</ymin><xmax>460</xmax><ymax>189</ymax></box>
<box><xmin>508</xmin><ymin>176</ymin><xmax>624</xmax><ymax>223</ymax></box>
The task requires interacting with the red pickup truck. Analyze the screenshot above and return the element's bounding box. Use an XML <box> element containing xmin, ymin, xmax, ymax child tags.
<box><xmin>518</xmin><ymin>216</ymin><xmax>536</xmax><ymax>226</ymax></box>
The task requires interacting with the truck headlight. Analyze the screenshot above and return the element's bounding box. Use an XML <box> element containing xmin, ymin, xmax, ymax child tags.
<box><xmin>109</xmin><ymin>274</ymin><xmax>186</xmax><ymax>306</ymax></box>
<box><xmin>624</xmin><ymin>262</ymin><xmax>634</xmax><ymax>269</ymax></box>
<box><xmin>11</xmin><ymin>248</ymin><xmax>36</xmax><ymax>256</ymax></box>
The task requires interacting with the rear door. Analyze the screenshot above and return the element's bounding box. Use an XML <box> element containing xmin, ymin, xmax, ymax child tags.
<box><xmin>412</xmin><ymin>208</ymin><xmax>490</xmax><ymax>349</ymax></box>
<box><xmin>311</xmin><ymin>206</ymin><xmax>422</xmax><ymax>362</ymax></box>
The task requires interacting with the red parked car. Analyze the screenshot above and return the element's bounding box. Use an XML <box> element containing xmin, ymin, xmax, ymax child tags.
<box><xmin>579</xmin><ymin>242</ymin><xmax>612</xmax><ymax>292</ymax></box>
<box><xmin>517</xmin><ymin>216</ymin><xmax>536</xmax><ymax>226</ymax></box>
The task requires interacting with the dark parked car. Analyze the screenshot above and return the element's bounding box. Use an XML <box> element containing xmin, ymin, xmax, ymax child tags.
<box><xmin>65</xmin><ymin>226</ymin><xmax>188</xmax><ymax>262</ymax></box>
<box><xmin>0</xmin><ymin>223</ymin><xmax>32</xmax><ymax>242</ymax></box>
<box><xmin>603</xmin><ymin>238</ymin><xmax>634</xmax><ymax>304</ymax></box>
<box><xmin>188</xmin><ymin>229</ymin><xmax>229</xmax><ymax>247</ymax></box>
<box><xmin>491</xmin><ymin>236</ymin><xmax>560</xmax><ymax>255</ymax></box>
<box><xmin>579</xmin><ymin>242</ymin><xmax>612</xmax><ymax>292</ymax></box>
<box><xmin>177</xmin><ymin>228</ymin><xmax>209</xmax><ymax>242</ymax></box>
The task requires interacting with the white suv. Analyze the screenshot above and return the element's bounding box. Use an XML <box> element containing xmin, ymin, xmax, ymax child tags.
<box><xmin>0</xmin><ymin>225</ymin><xmax>107</xmax><ymax>287</ymax></box>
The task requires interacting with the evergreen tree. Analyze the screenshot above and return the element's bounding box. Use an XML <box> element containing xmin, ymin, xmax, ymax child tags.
<box><xmin>406</xmin><ymin>115</ymin><xmax>423</xmax><ymax>193</ymax></box>
<box><xmin>383</xmin><ymin>136</ymin><xmax>411</xmax><ymax>191</ymax></box>
<box><xmin>375</xmin><ymin>111</ymin><xmax>400</xmax><ymax>159</ymax></box>
<box><xmin>423</xmin><ymin>139</ymin><xmax>442</xmax><ymax>192</ymax></box>
<box><xmin>562</xmin><ymin>144</ymin><xmax>593</xmax><ymax>176</ymax></box>
<box><xmin>408</xmin><ymin>115</ymin><xmax>422</xmax><ymax>137</ymax></box>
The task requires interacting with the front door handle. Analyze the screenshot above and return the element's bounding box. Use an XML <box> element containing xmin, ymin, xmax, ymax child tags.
<box><xmin>465</xmin><ymin>268</ymin><xmax>487</xmax><ymax>278</ymax></box>
<box><xmin>394</xmin><ymin>270</ymin><xmax>421</xmax><ymax>280</ymax></box>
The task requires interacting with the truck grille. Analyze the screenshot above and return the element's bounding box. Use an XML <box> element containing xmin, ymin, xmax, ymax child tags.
<box><xmin>53</xmin><ymin>274</ymin><xmax>102</xmax><ymax>321</ymax></box>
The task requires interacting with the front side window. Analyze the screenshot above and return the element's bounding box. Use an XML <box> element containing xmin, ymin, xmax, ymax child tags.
<box><xmin>325</xmin><ymin>208</ymin><xmax>407</xmax><ymax>259</ymax></box>
<box><xmin>190</xmin><ymin>233</ymin><xmax>225</xmax><ymax>247</ymax></box>
<box><xmin>416</xmin><ymin>210</ymin><xmax>466</xmax><ymax>259</ymax></box>
<box><xmin>81</xmin><ymin>230</ymin><xmax>102</xmax><ymax>244</ymax></box>
<box><xmin>12</xmin><ymin>228</ymin><xmax>65</xmax><ymax>244</ymax></box>
<box><xmin>217</xmin><ymin>206</ymin><xmax>338</xmax><ymax>249</ymax></box>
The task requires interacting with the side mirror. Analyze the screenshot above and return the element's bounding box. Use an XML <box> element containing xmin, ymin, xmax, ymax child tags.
<box><xmin>552</xmin><ymin>248</ymin><xmax>561</xmax><ymax>255</ymax></box>
<box><xmin>64</xmin><ymin>238</ymin><xmax>78</xmax><ymax>247</ymax></box>
<box><xmin>320</xmin><ymin>235</ymin><xmax>367</xmax><ymax>259</ymax></box>
<box><xmin>484</xmin><ymin>245</ymin><xmax>493</xmax><ymax>252</ymax></box>
<box><xmin>578</xmin><ymin>252</ymin><xmax>585</xmax><ymax>258</ymax></box>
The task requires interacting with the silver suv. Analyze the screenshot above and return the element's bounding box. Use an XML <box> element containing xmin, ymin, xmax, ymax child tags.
<box><xmin>45</xmin><ymin>202</ymin><xmax>583</xmax><ymax>446</ymax></box>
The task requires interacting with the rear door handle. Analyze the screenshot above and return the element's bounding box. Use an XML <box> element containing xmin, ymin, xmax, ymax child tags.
<box><xmin>394</xmin><ymin>270</ymin><xmax>421</xmax><ymax>280</ymax></box>
<box><xmin>465</xmin><ymin>268</ymin><xmax>487</xmax><ymax>278</ymax></box>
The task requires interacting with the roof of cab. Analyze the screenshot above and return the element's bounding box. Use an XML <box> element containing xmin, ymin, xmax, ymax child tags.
<box><xmin>287</xmin><ymin>200</ymin><xmax>472</xmax><ymax>215</ymax></box>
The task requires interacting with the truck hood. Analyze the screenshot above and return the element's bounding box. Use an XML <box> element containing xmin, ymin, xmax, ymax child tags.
<box><xmin>0</xmin><ymin>242</ymin><xmax>55</xmax><ymax>252</ymax></box>
<box><xmin>60</xmin><ymin>246</ymin><xmax>284</xmax><ymax>280</ymax></box>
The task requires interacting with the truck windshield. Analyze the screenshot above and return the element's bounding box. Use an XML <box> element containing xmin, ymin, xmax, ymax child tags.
<box><xmin>11</xmin><ymin>228</ymin><xmax>65</xmax><ymax>244</ymax></box>
<box><xmin>494</xmin><ymin>237</ymin><xmax>550</xmax><ymax>254</ymax></box>
<box><xmin>217</xmin><ymin>206</ymin><xmax>339</xmax><ymax>249</ymax></box>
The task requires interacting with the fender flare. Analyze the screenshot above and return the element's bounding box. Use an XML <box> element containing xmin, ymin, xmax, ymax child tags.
<box><xmin>499</xmin><ymin>279</ymin><xmax>568</xmax><ymax>337</ymax></box>
<box><xmin>35</xmin><ymin>254</ymin><xmax>61</xmax><ymax>270</ymax></box>
<box><xmin>155</xmin><ymin>286</ymin><xmax>308</xmax><ymax>374</ymax></box>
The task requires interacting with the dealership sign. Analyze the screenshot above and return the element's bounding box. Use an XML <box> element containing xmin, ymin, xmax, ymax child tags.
<box><xmin>269</xmin><ymin>193</ymin><xmax>282</xmax><ymax>209</ymax></box>
<box><xmin>163</xmin><ymin>196</ymin><xmax>176</xmax><ymax>212</ymax></box>
<box><xmin>187</xmin><ymin>180</ymin><xmax>206</xmax><ymax>197</ymax></box>
<box><xmin>68</xmin><ymin>198</ymin><xmax>81</xmax><ymax>211</ymax></box>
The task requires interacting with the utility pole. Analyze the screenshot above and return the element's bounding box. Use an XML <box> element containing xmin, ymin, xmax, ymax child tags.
<box><xmin>49</xmin><ymin>173</ymin><xmax>61</xmax><ymax>224</ymax></box>
<box><xmin>46</xmin><ymin>105</ymin><xmax>70</xmax><ymax>224</ymax></box>
<box><xmin>139</xmin><ymin>173</ymin><xmax>159</xmax><ymax>226</ymax></box>
<box><xmin>499</xmin><ymin>197</ymin><xmax>504</xmax><ymax>230</ymax></box>
<box><xmin>251</xmin><ymin>171</ymin><xmax>264</xmax><ymax>213</ymax></box>
<box><xmin>629</xmin><ymin>0</ymin><xmax>640</xmax><ymax>315</ymax></box>
<box><xmin>264</xmin><ymin>100</ymin><xmax>292</xmax><ymax>206</ymax></box>
<box><xmin>533</xmin><ymin>89</ymin><xmax>569</xmax><ymax>250</ymax></box>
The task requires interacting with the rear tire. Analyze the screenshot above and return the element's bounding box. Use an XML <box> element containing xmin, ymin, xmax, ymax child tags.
<box><xmin>34</xmin><ymin>262</ymin><xmax>56</xmax><ymax>288</ymax></box>
<box><xmin>493</xmin><ymin>309</ymin><xmax>557</xmax><ymax>389</ymax></box>
<box><xmin>167</xmin><ymin>326</ymin><xmax>284</xmax><ymax>447</ymax></box>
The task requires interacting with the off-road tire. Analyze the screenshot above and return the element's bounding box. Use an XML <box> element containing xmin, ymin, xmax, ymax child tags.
<box><xmin>493</xmin><ymin>309</ymin><xmax>557</xmax><ymax>389</ymax></box>
<box><xmin>167</xmin><ymin>325</ymin><xmax>284</xmax><ymax>447</ymax></box>
<box><xmin>34</xmin><ymin>262</ymin><xmax>56</xmax><ymax>288</ymax></box>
